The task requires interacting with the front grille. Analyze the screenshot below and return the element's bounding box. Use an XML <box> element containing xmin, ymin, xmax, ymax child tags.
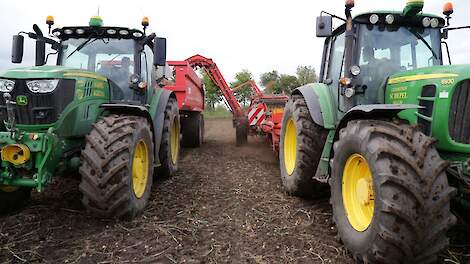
<box><xmin>417</xmin><ymin>85</ymin><xmax>436</xmax><ymax>136</ymax></box>
<box><xmin>0</xmin><ymin>79</ymin><xmax>75</xmax><ymax>125</ymax></box>
<box><xmin>449</xmin><ymin>80</ymin><xmax>470</xmax><ymax>144</ymax></box>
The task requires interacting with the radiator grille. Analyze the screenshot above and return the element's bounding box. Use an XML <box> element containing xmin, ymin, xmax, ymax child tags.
<box><xmin>449</xmin><ymin>80</ymin><xmax>470</xmax><ymax>144</ymax></box>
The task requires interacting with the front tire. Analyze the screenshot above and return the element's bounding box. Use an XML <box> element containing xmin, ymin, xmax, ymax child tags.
<box><xmin>330</xmin><ymin>120</ymin><xmax>456</xmax><ymax>263</ymax></box>
<box><xmin>156</xmin><ymin>97</ymin><xmax>180</xmax><ymax>178</ymax></box>
<box><xmin>0</xmin><ymin>186</ymin><xmax>31</xmax><ymax>214</ymax></box>
<box><xmin>279</xmin><ymin>95</ymin><xmax>328</xmax><ymax>197</ymax></box>
<box><xmin>79</xmin><ymin>115</ymin><xmax>154</xmax><ymax>220</ymax></box>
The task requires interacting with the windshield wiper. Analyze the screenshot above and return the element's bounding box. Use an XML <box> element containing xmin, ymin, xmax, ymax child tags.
<box><xmin>66</xmin><ymin>36</ymin><xmax>97</xmax><ymax>59</ymax></box>
<box><xmin>406</xmin><ymin>28</ymin><xmax>438</xmax><ymax>60</ymax></box>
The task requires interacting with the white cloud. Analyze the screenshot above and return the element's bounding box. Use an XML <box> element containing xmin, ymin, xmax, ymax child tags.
<box><xmin>0</xmin><ymin>0</ymin><xmax>469</xmax><ymax>82</ymax></box>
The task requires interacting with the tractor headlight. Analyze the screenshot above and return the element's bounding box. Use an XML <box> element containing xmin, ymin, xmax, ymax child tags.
<box><xmin>0</xmin><ymin>79</ymin><xmax>15</xmax><ymax>92</ymax></box>
<box><xmin>26</xmin><ymin>79</ymin><xmax>59</xmax><ymax>93</ymax></box>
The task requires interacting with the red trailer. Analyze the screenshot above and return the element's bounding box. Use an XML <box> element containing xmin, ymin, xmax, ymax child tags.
<box><xmin>163</xmin><ymin>60</ymin><xmax>205</xmax><ymax>148</ymax></box>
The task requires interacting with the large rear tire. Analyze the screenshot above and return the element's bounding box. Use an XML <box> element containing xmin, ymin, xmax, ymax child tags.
<box><xmin>156</xmin><ymin>97</ymin><xmax>180</xmax><ymax>178</ymax></box>
<box><xmin>182</xmin><ymin>112</ymin><xmax>204</xmax><ymax>148</ymax></box>
<box><xmin>330</xmin><ymin>120</ymin><xmax>456</xmax><ymax>263</ymax></box>
<box><xmin>0</xmin><ymin>186</ymin><xmax>31</xmax><ymax>214</ymax></box>
<box><xmin>79</xmin><ymin>115</ymin><xmax>154</xmax><ymax>220</ymax></box>
<box><xmin>279</xmin><ymin>95</ymin><xmax>328</xmax><ymax>197</ymax></box>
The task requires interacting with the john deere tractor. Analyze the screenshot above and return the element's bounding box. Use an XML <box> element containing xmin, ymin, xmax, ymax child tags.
<box><xmin>0</xmin><ymin>16</ymin><xmax>181</xmax><ymax>219</ymax></box>
<box><xmin>280</xmin><ymin>0</ymin><xmax>470</xmax><ymax>262</ymax></box>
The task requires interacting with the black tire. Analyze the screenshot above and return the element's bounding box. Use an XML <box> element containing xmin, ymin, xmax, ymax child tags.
<box><xmin>279</xmin><ymin>95</ymin><xmax>328</xmax><ymax>197</ymax></box>
<box><xmin>0</xmin><ymin>187</ymin><xmax>31</xmax><ymax>214</ymax></box>
<box><xmin>79</xmin><ymin>115</ymin><xmax>154</xmax><ymax>220</ymax></box>
<box><xmin>235</xmin><ymin>116</ymin><xmax>248</xmax><ymax>146</ymax></box>
<box><xmin>330</xmin><ymin>120</ymin><xmax>456</xmax><ymax>263</ymax></box>
<box><xmin>182</xmin><ymin>112</ymin><xmax>204</xmax><ymax>148</ymax></box>
<box><xmin>156</xmin><ymin>97</ymin><xmax>180</xmax><ymax>178</ymax></box>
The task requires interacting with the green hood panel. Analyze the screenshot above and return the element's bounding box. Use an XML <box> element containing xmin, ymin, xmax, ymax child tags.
<box><xmin>0</xmin><ymin>65</ymin><xmax>107</xmax><ymax>81</ymax></box>
<box><xmin>387</xmin><ymin>64</ymin><xmax>470</xmax><ymax>85</ymax></box>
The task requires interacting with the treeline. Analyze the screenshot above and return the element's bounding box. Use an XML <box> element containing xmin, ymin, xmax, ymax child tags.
<box><xmin>203</xmin><ymin>66</ymin><xmax>317</xmax><ymax>109</ymax></box>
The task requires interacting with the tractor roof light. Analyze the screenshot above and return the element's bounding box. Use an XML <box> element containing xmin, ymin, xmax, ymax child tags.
<box><xmin>345</xmin><ymin>0</ymin><xmax>354</xmax><ymax>9</ymax></box>
<box><xmin>142</xmin><ymin>17</ymin><xmax>149</xmax><ymax>27</ymax></box>
<box><xmin>430</xmin><ymin>18</ymin><xmax>439</xmax><ymax>28</ymax></box>
<box><xmin>89</xmin><ymin>16</ymin><xmax>103</xmax><ymax>27</ymax></box>
<box><xmin>404</xmin><ymin>0</ymin><xmax>424</xmax><ymax>16</ymax></box>
<box><xmin>46</xmin><ymin>16</ymin><xmax>54</xmax><ymax>26</ymax></box>
<box><xmin>119</xmin><ymin>29</ymin><xmax>129</xmax><ymax>36</ymax></box>
<box><xmin>385</xmin><ymin>14</ymin><xmax>395</xmax><ymax>24</ymax></box>
<box><xmin>443</xmin><ymin>2</ymin><xmax>454</xmax><ymax>16</ymax></box>
<box><xmin>422</xmin><ymin>17</ymin><xmax>431</xmax><ymax>27</ymax></box>
<box><xmin>369</xmin><ymin>14</ymin><xmax>379</xmax><ymax>24</ymax></box>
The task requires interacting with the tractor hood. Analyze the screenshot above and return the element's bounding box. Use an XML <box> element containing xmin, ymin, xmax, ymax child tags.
<box><xmin>387</xmin><ymin>64</ymin><xmax>470</xmax><ymax>86</ymax></box>
<box><xmin>0</xmin><ymin>65</ymin><xmax>107</xmax><ymax>81</ymax></box>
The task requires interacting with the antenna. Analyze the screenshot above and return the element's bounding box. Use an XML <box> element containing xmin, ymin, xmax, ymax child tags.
<box><xmin>97</xmin><ymin>6</ymin><xmax>100</xmax><ymax>16</ymax></box>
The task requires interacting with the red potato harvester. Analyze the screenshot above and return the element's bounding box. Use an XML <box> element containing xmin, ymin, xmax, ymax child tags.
<box><xmin>163</xmin><ymin>54</ymin><xmax>288</xmax><ymax>152</ymax></box>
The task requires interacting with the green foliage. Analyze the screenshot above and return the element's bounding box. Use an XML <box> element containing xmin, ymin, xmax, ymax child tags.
<box><xmin>260</xmin><ymin>70</ymin><xmax>280</xmax><ymax>93</ymax></box>
<box><xmin>202</xmin><ymin>71</ymin><xmax>221</xmax><ymax>110</ymax></box>
<box><xmin>296</xmin><ymin>65</ymin><xmax>317</xmax><ymax>86</ymax></box>
<box><xmin>260</xmin><ymin>66</ymin><xmax>317</xmax><ymax>95</ymax></box>
<box><xmin>230</xmin><ymin>69</ymin><xmax>253</xmax><ymax>106</ymax></box>
<box><xmin>278</xmin><ymin>74</ymin><xmax>300</xmax><ymax>94</ymax></box>
<box><xmin>203</xmin><ymin>105</ymin><xmax>232</xmax><ymax>119</ymax></box>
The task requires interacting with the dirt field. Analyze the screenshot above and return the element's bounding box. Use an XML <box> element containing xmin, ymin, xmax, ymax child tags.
<box><xmin>0</xmin><ymin>118</ymin><xmax>468</xmax><ymax>263</ymax></box>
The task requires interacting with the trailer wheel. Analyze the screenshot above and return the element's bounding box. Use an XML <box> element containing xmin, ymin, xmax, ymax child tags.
<box><xmin>156</xmin><ymin>97</ymin><xmax>180</xmax><ymax>178</ymax></box>
<box><xmin>235</xmin><ymin>116</ymin><xmax>248</xmax><ymax>146</ymax></box>
<box><xmin>79</xmin><ymin>115</ymin><xmax>154</xmax><ymax>220</ymax></box>
<box><xmin>330</xmin><ymin>120</ymin><xmax>456</xmax><ymax>263</ymax></box>
<box><xmin>0</xmin><ymin>186</ymin><xmax>31</xmax><ymax>214</ymax></box>
<box><xmin>182</xmin><ymin>112</ymin><xmax>204</xmax><ymax>148</ymax></box>
<box><xmin>279</xmin><ymin>95</ymin><xmax>328</xmax><ymax>197</ymax></box>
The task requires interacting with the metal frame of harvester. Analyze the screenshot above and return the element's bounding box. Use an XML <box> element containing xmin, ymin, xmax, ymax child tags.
<box><xmin>183</xmin><ymin>54</ymin><xmax>289</xmax><ymax>151</ymax></box>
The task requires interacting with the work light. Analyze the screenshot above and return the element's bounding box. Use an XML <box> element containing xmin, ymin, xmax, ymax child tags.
<box><xmin>0</xmin><ymin>79</ymin><xmax>15</xmax><ymax>92</ymax></box>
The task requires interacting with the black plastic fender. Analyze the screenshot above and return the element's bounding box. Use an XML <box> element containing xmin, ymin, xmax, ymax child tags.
<box><xmin>291</xmin><ymin>85</ymin><xmax>324</xmax><ymax>127</ymax></box>
<box><xmin>335</xmin><ymin>104</ymin><xmax>423</xmax><ymax>140</ymax></box>
<box><xmin>152</xmin><ymin>89</ymin><xmax>176</xmax><ymax>165</ymax></box>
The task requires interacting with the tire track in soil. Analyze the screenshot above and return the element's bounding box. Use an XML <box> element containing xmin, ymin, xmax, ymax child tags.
<box><xmin>0</xmin><ymin>118</ymin><xmax>353</xmax><ymax>264</ymax></box>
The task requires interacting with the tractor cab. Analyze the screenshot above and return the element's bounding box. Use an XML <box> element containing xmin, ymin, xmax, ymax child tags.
<box><xmin>9</xmin><ymin>16</ymin><xmax>168</xmax><ymax>104</ymax></box>
<box><xmin>317</xmin><ymin>0</ymin><xmax>446</xmax><ymax>110</ymax></box>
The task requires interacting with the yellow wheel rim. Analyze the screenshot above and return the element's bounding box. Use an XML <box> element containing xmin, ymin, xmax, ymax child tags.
<box><xmin>283</xmin><ymin>118</ymin><xmax>297</xmax><ymax>175</ymax></box>
<box><xmin>342</xmin><ymin>154</ymin><xmax>375</xmax><ymax>232</ymax></box>
<box><xmin>170</xmin><ymin>118</ymin><xmax>180</xmax><ymax>164</ymax></box>
<box><xmin>0</xmin><ymin>185</ymin><xmax>19</xmax><ymax>193</ymax></box>
<box><xmin>132</xmin><ymin>140</ymin><xmax>149</xmax><ymax>199</ymax></box>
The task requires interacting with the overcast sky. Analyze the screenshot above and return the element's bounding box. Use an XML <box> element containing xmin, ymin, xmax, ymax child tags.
<box><xmin>0</xmin><ymin>0</ymin><xmax>469</xmax><ymax>83</ymax></box>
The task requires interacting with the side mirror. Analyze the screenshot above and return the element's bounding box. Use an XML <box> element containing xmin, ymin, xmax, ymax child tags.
<box><xmin>11</xmin><ymin>35</ymin><xmax>24</xmax><ymax>63</ymax></box>
<box><xmin>153</xmin><ymin>37</ymin><xmax>167</xmax><ymax>67</ymax></box>
<box><xmin>316</xmin><ymin>16</ymin><xmax>333</xmax><ymax>37</ymax></box>
<box><xmin>35</xmin><ymin>39</ymin><xmax>46</xmax><ymax>66</ymax></box>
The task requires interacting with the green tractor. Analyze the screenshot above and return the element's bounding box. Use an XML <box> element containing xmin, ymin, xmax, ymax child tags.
<box><xmin>280</xmin><ymin>0</ymin><xmax>469</xmax><ymax>262</ymax></box>
<box><xmin>0</xmin><ymin>16</ymin><xmax>181</xmax><ymax>219</ymax></box>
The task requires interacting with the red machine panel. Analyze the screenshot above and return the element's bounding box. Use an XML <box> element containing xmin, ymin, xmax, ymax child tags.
<box><xmin>164</xmin><ymin>61</ymin><xmax>205</xmax><ymax>112</ymax></box>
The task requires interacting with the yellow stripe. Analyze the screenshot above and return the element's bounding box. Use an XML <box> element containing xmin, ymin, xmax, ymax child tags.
<box><xmin>63</xmin><ymin>72</ymin><xmax>107</xmax><ymax>81</ymax></box>
<box><xmin>388</xmin><ymin>73</ymin><xmax>459</xmax><ymax>85</ymax></box>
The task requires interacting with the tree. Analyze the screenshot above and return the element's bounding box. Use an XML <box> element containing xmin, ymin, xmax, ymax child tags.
<box><xmin>260</xmin><ymin>70</ymin><xmax>280</xmax><ymax>93</ymax></box>
<box><xmin>202</xmin><ymin>71</ymin><xmax>221</xmax><ymax>110</ymax></box>
<box><xmin>230</xmin><ymin>69</ymin><xmax>253</xmax><ymax>107</ymax></box>
<box><xmin>278</xmin><ymin>74</ymin><xmax>300</xmax><ymax>94</ymax></box>
<box><xmin>296</xmin><ymin>65</ymin><xmax>317</xmax><ymax>86</ymax></box>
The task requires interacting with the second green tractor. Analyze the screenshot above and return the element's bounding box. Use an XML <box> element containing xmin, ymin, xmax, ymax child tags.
<box><xmin>280</xmin><ymin>0</ymin><xmax>468</xmax><ymax>263</ymax></box>
<box><xmin>0</xmin><ymin>16</ymin><xmax>181</xmax><ymax>219</ymax></box>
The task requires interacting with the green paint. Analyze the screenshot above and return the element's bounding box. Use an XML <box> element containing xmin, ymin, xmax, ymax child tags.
<box><xmin>403</xmin><ymin>0</ymin><xmax>424</xmax><ymax>16</ymax></box>
<box><xmin>89</xmin><ymin>16</ymin><xmax>103</xmax><ymax>27</ymax></box>
<box><xmin>16</xmin><ymin>95</ymin><xmax>28</xmax><ymax>106</ymax></box>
